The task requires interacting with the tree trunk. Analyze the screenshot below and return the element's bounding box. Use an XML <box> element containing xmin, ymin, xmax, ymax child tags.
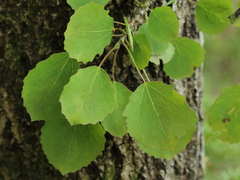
<box><xmin>0</xmin><ymin>0</ymin><xmax>204</xmax><ymax>179</ymax></box>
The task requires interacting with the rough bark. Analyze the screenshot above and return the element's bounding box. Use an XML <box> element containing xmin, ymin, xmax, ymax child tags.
<box><xmin>0</xmin><ymin>0</ymin><xmax>204</xmax><ymax>179</ymax></box>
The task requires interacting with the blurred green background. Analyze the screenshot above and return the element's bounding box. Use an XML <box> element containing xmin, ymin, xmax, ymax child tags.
<box><xmin>203</xmin><ymin>0</ymin><xmax>240</xmax><ymax>179</ymax></box>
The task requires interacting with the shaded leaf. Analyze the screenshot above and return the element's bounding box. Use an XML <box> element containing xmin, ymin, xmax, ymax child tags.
<box><xmin>147</xmin><ymin>6</ymin><xmax>179</xmax><ymax>42</ymax></box>
<box><xmin>102</xmin><ymin>82</ymin><xmax>132</xmax><ymax>137</ymax></box>
<box><xmin>22</xmin><ymin>52</ymin><xmax>79</xmax><ymax>121</ymax></box>
<box><xmin>137</xmin><ymin>23</ymin><xmax>172</xmax><ymax>54</ymax></box>
<box><xmin>149</xmin><ymin>43</ymin><xmax>175</xmax><ymax>65</ymax></box>
<box><xmin>130</xmin><ymin>34</ymin><xmax>151</xmax><ymax>69</ymax></box>
<box><xmin>124</xmin><ymin>17</ymin><xmax>134</xmax><ymax>49</ymax></box>
<box><xmin>60</xmin><ymin>66</ymin><xmax>115</xmax><ymax>125</ymax></box>
<box><xmin>208</xmin><ymin>85</ymin><xmax>240</xmax><ymax>143</ymax></box>
<box><xmin>195</xmin><ymin>0</ymin><xmax>234</xmax><ymax>34</ymax></box>
<box><xmin>64</xmin><ymin>2</ymin><xmax>113</xmax><ymax>63</ymax></box>
<box><xmin>67</xmin><ymin>0</ymin><xmax>110</xmax><ymax>10</ymax></box>
<box><xmin>137</xmin><ymin>23</ymin><xmax>175</xmax><ymax>65</ymax></box>
<box><xmin>163</xmin><ymin>37</ymin><xmax>205</xmax><ymax>79</ymax></box>
<box><xmin>41</xmin><ymin>118</ymin><xmax>105</xmax><ymax>175</ymax></box>
<box><xmin>123</xmin><ymin>81</ymin><xmax>197</xmax><ymax>151</ymax></box>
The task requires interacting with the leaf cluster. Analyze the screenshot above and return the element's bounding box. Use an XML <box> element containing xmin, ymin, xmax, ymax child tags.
<box><xmin>21</xmin><ymin>0</ymin><xmax>240</xmax><ymax>175</ymax></box>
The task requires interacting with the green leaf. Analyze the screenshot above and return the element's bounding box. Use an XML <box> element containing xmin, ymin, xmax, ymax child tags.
<box><xmin>123</xmin><ymin>81</ymin><xmax>197</xmax><ymax>151</ymax></box>
<box><xmin>64</xmin><ymin>2</ymin><xmax>114</xmax><ymax>63</ymax></box>
<box><xmin>149</xmin><ymin>43</ymin><xmax>175</xmax><ymax>65</ymax></box>
<box><xmin>195</xmin><ymin>0</ymin><xmax>234</xmax><ymax>34</ymax></box>
<box><xmin>102</xmin><ymin>82</ymin><xmax>132</xmax><ymax>137</ymax></box>
<box><xmin>229</xmin><ymin>8</ymin><xmax>240</xmax><ymax>27</ymax></box>
<box><xmin>124</xmin><ymin>17</ymin><xmax>134</xmax><ymax>49</ymax></box>
<box><xmin>22</xmin><ymin>52</ymin><xmax>79</xmax><ymax>121</ymax></box>
<box><xmin>163</xmin><ymin>0</ymin><xmax>177</xmax><ymax>6</ymax></box>
<box><xmin>137</xmin><ymin>108</ymin><xmax>197</xmax><ymax>159</ymax></box>
<box><xmin>163</xmin><ymin>37</ymin><xmax>205</xmax><ymax>79</ymax></box>
<box><xmin>208</xmin><ymin>85</ymin><xmax>240</xmax><ymax>143</ymax></box>
<box><xmin>130</xmin><ymin>34</ymin><xmax>151</xmax><ymax>69</ymax></box>
<box><xmin>41</xmin><ymin>118</ymin><xmax>105</xmax><ymax>175</ymax></box>
<box><xmin>60</xmin><ymin>66</ymin><xmax>115</xmax><ymax>125</ymax></box>
<box><xmin>137</xmin><ymin>23</ymin><xmax>171</xmax><ymax>54</ymax></box>
<box><xmin>147</xmin><ymin>6</ymin><xmax>179</xmax><ymax>42</ymax></box>
<box><xmin>67</xmin><ymin>0</ymin><xmax>110</xmax><ymax>10</ymax></box>
<box><xmin>137</xmin><ymin>23</ymin><xmax>175</xmax><ymax>65</ymax></box>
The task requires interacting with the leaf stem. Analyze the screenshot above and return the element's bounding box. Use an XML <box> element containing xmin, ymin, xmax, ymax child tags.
<box><xmin>111</xmin><ymin>48</ymin><xmax>119</xmax><ymax>81</ymax></box>
<box><xmin>135</xmin><ymin>0</ymin><xmax>149</xmax><ymax>9</ymax></box>
<box><xmin>142</xmin><ymin>69</ymin><xmax>151</xmax><ymax>82</ymax></box>
<box><xmin>122</xmin><ymin>39</ymin><xmax>146</xmax><ymax>83</ymax></box>
<box><xmin>99</xmin><ymin>40</ymin><xmax>121</xmax><ymax>67</ymax></box>
<box><xmin>114</xmin><ymin>21</ymin><xmax>126</xmax><ymax>26</ymax></box>
<box><xmin>113</xmin><ymin>28</ymin><xmax>126</xmax><ymax>34</ymax></box>
<box><xmin>186</xmin><ymin>0</ymin><xmax>197</xmax><ymax>5</ymax></box>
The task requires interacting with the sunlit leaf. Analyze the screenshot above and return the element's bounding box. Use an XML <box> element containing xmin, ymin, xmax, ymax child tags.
<box><xmin>41</xmin><ymin>118</ymin><xmax>105</xmax><ymax>175</ymax></box>
<box><xmin>102</xmin><ymin>82</ymin><xmax>132</xmax><ymax>137</ymax></box>
<box><xmin>123</xmin><ymin>81</ymin><xmax>197</xmax><ymax>151</ymax></box>
<box><xmin>163</xmin><ymin>37</ymin><xmax>205</xmax><ymax>79</ymax></box>
<box><xmin>67</xmin><ymin>0</ymin><xmax>110</xmax><ymax>10</ymax></box>
<box><xmin>195</xmin><ymin>0</ymin><xmax>234</xmax><ymax>34</ymax></box>
<box><xmin>22</xmin><ymin>52</ymin><xmax>79</xmax><ymax>121</ymax></box>
<box><xmin>64</xmin><ymin>2</ymin><xmax>113</xmax><ymax>63</ymax></box>
<box><xmin>60</xmin><ymin>66</ymin><xmax>115</xmax><ymax>125</ymax></box>
<box><xmin>208</xmin><ymin>85</ymin><xmax>240</xmax><ymax>143</ymax></box>
<box><xmin>147</xmin><ymin>6</ymin><xmax>179</xmax><ymax>42</ymax></box>
<box><xmin>130</xmin><ymin>34</ymin><xmax>151</xmax><ymax>69</ymax></box>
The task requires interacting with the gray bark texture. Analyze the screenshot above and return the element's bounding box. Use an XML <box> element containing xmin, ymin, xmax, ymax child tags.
<box><xmin>0</xmin><ymin>0</ymin><xmax>204</xmax><ymax>179</ymax></box>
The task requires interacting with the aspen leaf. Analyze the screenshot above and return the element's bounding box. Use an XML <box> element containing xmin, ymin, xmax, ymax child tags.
<box><xmin>123</xmin><ymin>81</ymin><xmax>197</xmax><ymax>151</ymax></box>
<box><xmin>22</xmin><ymin>52</ymin><xmax>79</xmax><ymax>121</ymax></box>
<box><xmin>102</xmin><ymin>82</ymin><xmax>132</xmax><ymax>137</ymax></box>
<box><xmin>195</xmin><ymin>0</ymin><xmax>234</xmax><ymax>34</ymax></box>
<box><xmin>163</xmin><ymin>37</ymin><xmax>205</xmax><ymax>79</ymax></box>
<box><xmin>137</xmin><ymin>23</ymin><xmax>175</xmax><ymax>64</ymax></box>
<box><xmin>137</xmin><ymin>112</ymin><xmax>197</xmax><ymax>159</ymax></box>
<box><xmin>67</xmin><ymin>0</ymin><xmax>110</xmax><ymax>10</ymax></box>
<box><xmin>130</xmin><ymin>34</ymin><xmax>151</xmax><ymax>69</ymax></box>
<box><xmin>41</xmin><ymin>118</ymin><xmax>105</xmax><ymax>175</ymax></box>
<box><xmin>147</xmin><ymin>6</ymin><xmax>179</xmax><ymax>42</ymax></box>
<box><xmin>60</xmin><ymin>66</ymin><xmax>115</xmax><ymax>125</ymax></box>
<box><xmin>64</xmin><ymin>2</ymin><xmax>113</xmax><ymax>63</ymax></box>
<box><xmin>208</xmin><ymin>85</ymin><xmax>240</xmax><ymax>143</ymax></box>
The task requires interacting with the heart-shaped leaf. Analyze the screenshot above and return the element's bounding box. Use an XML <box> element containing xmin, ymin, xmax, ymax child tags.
<box><xmin>60</xmin><ymin>66</ymin><xmax>115</xmax><ymax>125</ymax></box>
<box><xmin>22</xmin><ymin>52</ymin><xmax>79</xmax><ymax>121</ymax></box>
<box><xmin>64</xmin><ymin>2</ymin><xmax>114</xmax><ymax>63</ymax></box>
<box><xmin>123</xmin><ymin>81</ymin><xmax>197</xmax><ymax>151</ymax></box>
<box><xmin>41</xmin><ymin>118</ymin><xmax>105</xmax><ymax>175</ymax></box>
